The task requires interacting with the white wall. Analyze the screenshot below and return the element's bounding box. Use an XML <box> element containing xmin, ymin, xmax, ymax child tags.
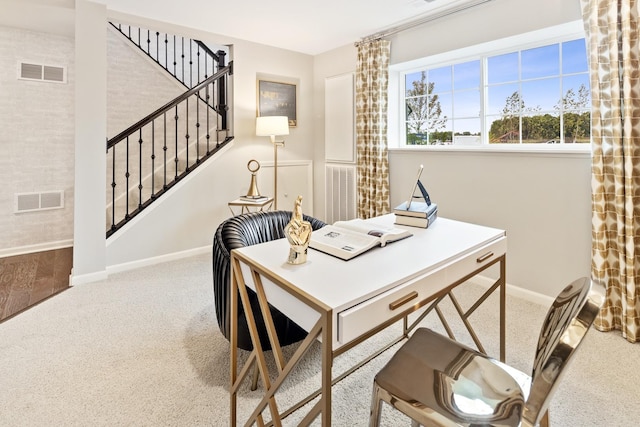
<box><xmin>389</xmin><ymin>149</ymin><xmax>591</xmax><ymax>298</ymax></box>
<box><xmin>101</xmin><ymin>12</ymin><xmax>316</xmax><ymax>273</ymax></box>
<box><xmin>74</xmin><ymin>0</ymin><xmax>107</xmax><ymax>279</ymax></box>
<box><xmin>0</xmin><ymin>26</ymin><xmax>75</xmax><ymax>255</ymax></box>
<box><xmin>312</xmin><ymin>44</ymin><xmax>357</xmax><ymax>217</ymax></box>
<box><xmin>313</xmin><ymin>0</ymin><xmax>590</xmax><ymax>297</ymax></box>
<box><xmin>388</xmin><ymin>0</ymin><xmax>582</xmax><ymax>65</ymax></box>
<box><xmin>2</xmin><ymin>3</ymin><xmax>317</xmax><ymax>281</ymax></box>
<box><xmin>106</xmin><ymin>26</ymin><xmax>185</xmax><ymax>139</ymax></box>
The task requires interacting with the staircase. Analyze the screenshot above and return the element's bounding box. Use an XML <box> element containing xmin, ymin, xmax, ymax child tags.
<box><xmin>106</xmin><ymin>24</ymin><xmax>233</xmax><ymax>238</ymax></box>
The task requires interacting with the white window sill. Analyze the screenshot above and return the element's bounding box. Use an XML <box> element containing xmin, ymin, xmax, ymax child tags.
<box><xmin>389</xmin><ymin>144</ymin><xmax>591</xmax><ymax>158</ymax></box>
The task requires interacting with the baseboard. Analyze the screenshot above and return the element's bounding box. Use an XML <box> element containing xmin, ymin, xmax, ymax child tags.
<box><xmin>0</xmin><ymin>239</ymin><xmax>74</xmax><ymax>258</ymax></box>
<box><xmin>105</xmin><ymin>245</ymin><xmax>212</xmax><ymax>275</ymax></box>
<box><xmin>469</xmin><ymin>274</ymin><xmax>555</xmax><ymax>307</ymax></box>
<box><xmin>70</xmin><ymin>269</ymin><xmax>108</xmax><ymax>286</ymax></box>
<box><xmin>69</xmin><ymin>245</ymin><xmax>211</xmax><ymax>285</ymax></box>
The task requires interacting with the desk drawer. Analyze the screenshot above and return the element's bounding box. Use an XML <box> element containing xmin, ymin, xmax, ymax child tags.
<box><xmin>337</xmin><ymin>268</ymin><xmax>447</xmax><ymax>345</ymax></box>
<box><xmin>445</xmin><ymin>236</ymin><xmax>506</xmax><ymax>284</ymax></box>
<box><xmin>336</xmin><ymin>236</ymin><xmax>506</xmax><ymax>346</ymax></box>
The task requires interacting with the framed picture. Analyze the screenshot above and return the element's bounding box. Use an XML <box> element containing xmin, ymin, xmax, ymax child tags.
<box><xmin>257</xmin><ymin>79</ymin><xmax>297</xmax><ymax>127</ymax></box>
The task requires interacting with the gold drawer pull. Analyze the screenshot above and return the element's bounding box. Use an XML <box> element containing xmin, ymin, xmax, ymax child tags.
<box><xmin>389</xmin><ymin>291</ymin><xmax>418</xmax><ymax>310</ymax></box>
<box><xmin>476</xmin><ymin>251</ymin><xmax>494</xmax><ymax>263</ymax></box>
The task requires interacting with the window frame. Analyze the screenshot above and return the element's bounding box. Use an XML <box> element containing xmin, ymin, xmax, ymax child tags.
<box><xmin>388</xmin><ymin>20</ymin><xmax>590</xmax><ymax>153</ymax></box>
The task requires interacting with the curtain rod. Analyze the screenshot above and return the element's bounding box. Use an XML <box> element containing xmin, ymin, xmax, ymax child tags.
<box><xmin>356</xmin><ymin>0</ymin><xmax>494</xmax><ymax>46</ymax></box>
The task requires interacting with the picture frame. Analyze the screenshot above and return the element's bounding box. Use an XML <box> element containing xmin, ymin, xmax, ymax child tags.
<box><xmin>257</xmin><ymin>79</ymin><xmax>297</xmax><ymax>127</ymax></box>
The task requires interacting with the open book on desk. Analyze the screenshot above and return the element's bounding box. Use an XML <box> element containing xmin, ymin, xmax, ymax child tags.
<box><xmin>309</xmin><ymin>218</ymin><xmax>412</xmax><ymax>260</ymax></box>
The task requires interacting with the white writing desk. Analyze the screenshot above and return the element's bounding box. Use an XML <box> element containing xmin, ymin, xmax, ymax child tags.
<box><xmin>230</xmin><ymin>215</ymin><xmax>506</xmax><ymax>426</ymax></box>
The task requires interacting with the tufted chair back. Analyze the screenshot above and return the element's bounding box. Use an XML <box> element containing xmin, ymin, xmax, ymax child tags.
<box><xmin>212</xmin><ymin>210</ymin><xmax>326</xmax><ymax>351</ymax></box>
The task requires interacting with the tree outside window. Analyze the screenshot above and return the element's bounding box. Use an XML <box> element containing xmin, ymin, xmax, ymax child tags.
<box><xmin>403</xmin><ymin>38</ymin><xmax>591</xmax><ymax>146</ymax></box>
<box><xmin>405</xmin><ymin>71</ymin><xmax>446</xmax><ymax>145</ymax></box>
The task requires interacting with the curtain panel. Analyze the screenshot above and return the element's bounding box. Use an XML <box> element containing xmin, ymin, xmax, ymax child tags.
<box><xmin>355</xmin><ymin>39</ymin><xmax>391</xmax><ymax>219</ymax></box>
<box><xmin>581</xmin><ymin>0</ymin><xmax>640</xmax><ymax>343</ymax></box>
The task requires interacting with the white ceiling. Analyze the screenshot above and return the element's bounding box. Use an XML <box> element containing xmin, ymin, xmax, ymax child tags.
<box><xmin>0</xmin><ymin>0</ymin><xmax>481</xmax><ymax>55</ymax></box>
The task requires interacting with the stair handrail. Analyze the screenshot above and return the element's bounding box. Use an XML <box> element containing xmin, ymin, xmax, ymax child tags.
<box><xmin>109</xmin><ymin>23</ymin><xmax>225</xmax><ymax>89</ymax></box>
<box><xmin>107</xmin><ymin>63</ymin><xmax>232</xmax><ymax>149</ymax></box>
<box><xmin>194</xmin><ymin>39</ymin><xmax>220</xmax><ymax>64</ymax></box>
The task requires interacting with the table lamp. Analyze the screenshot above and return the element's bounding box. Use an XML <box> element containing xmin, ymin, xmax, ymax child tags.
<box><xmin>256</xmin><ymin>116</ymin><xmax>289</xmax><ymax>209</ymax></box>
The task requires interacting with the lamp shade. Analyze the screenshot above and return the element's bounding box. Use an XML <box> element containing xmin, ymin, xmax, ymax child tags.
<box><xmin>256</xmin><ymin>116</ymin><xmax>290</xmax><ymax>137</ymax></box>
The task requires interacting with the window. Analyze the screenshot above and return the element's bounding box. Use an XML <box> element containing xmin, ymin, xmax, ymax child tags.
<box><xmin>401</xmin><ymin>37</ymin><xmax>590</xmax><ymax>146</ymax></box>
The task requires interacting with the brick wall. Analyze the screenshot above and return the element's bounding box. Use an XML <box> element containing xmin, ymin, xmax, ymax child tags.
<box><xmin>0</xmin><ymin>26</ymin><xmax>75</xmax><ymax>252</ymax></box>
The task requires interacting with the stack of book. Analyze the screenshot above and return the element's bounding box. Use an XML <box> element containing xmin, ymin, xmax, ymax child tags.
<box><xmin>239</xmin><ymin>195</ymin><xmax>269</xmax><ymax>202</ymax></box>
<box><xmin>394</xmin><ymin>201</ymin><xmax>438</xmax><ymax>228</ymax></box>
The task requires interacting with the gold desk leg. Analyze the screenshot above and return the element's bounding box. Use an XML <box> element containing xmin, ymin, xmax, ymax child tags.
<box><xmin>230</xmin><ymin>255</ymin><xmax>332</xmax><ymax>426</ymax></box>
<box><xmin>409</xmin><ymin>255</ymin><xmax>507</xmax><ymax>363</ymax></box>
<box><xmin>499</xmin><ymin>255</ymin><xmax>506</xmax><ymax>362</ymax></box>
<box><xmin>233</xmin><ymin>262</ymin><xmax>280</xmax><ymax>426</ymax></box>
<box><xmin>452</xmin><ymin>254</ymin><xmax>506</xmax><ymax>362</ymax></box>
<box><xmin>321</xmin><ymin>311</ymin><xmax>332</xmax><ymax>426</ymax></box>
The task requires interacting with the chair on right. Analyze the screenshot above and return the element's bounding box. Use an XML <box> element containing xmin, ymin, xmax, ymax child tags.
<box><xmin>369</xmin><ymin>277</ymin><xmax>605</xmax><ymax>427</ymax></box>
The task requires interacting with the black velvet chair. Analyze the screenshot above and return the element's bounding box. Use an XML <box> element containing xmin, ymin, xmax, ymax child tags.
<box><xmin>212</xmin><ymin>210</ymin><xmax>326</xmax><ymax>351</ymax></box>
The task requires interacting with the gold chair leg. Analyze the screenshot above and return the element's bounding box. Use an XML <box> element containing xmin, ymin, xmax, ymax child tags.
<box><xmin>369</xmin><ymin>382</ymin><xmax>382</xmax><ymax>427</ymax></box>
<box><xmin>540</xmin><ymin>410</ymin><xmax>550</xmax><ymax>427</ymax></box>
<box><xmin>251</xmin><ymin>360</ymin><xmax>260</xmax><ymax>391</ymax></box>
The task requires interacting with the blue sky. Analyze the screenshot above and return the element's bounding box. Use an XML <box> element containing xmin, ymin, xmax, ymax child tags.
<box><xmin>405</xmin><ymin>38</ymin><xmax>589</xmax><ymax>135</ymax></box>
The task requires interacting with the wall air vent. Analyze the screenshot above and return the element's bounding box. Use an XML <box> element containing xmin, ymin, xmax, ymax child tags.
<box><xmin>15</xmin><ymin>191</ymin><xmax>65</xmax><ymax>213</ymax></box>
<box><xmin>19</xmin><ymin>62</ymin><xmax>66</xmax><ymax>83</ymax></box>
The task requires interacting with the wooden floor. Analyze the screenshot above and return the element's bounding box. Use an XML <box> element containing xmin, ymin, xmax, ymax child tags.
<box><xmin>0</xmin><ymin>247</ymin><xmax>72</xmax><ymax>323</ymax></box>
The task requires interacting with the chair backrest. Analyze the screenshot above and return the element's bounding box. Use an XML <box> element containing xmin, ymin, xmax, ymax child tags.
<box><xmin>523</xmin><ymin>277</ymin><xmax>605</xmax><ymax>426</ymax></box>
<box><xmin>212</xmin><ymin>210</ymin><xmax>326</xmax><ymax>350</ymax></box>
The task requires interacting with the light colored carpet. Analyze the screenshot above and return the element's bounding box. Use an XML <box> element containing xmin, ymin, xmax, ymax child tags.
<box><xmin>0</xmin><ymin>252</ymin><xmax>638</xmax><ymax>426</ymax></box>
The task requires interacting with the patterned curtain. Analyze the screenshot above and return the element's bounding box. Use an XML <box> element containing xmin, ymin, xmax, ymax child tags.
<box><xmin>581</xmin><ymin>0</ymin><xmax>640</xmax><ymax>343</ymax></box>
<box><xmin>355</xmin><ymin>39</ymin><xmax>391</xmax><ymax>219</ymax></box>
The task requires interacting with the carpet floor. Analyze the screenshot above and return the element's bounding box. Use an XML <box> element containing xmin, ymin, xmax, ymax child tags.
<box><xmin>0</xmin><ymin>252</ymin><xmax>637</xmax><ymax>426</ymax></box>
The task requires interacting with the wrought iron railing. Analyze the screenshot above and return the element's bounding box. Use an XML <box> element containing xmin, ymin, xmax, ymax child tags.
<box><xmin>106</xmin><ymin>63</ymin><xmax>233</xmax><ymax>237</ymax></box>
<box><xmin>109</xmin><ymin>22</ymin><xmax>225</xmax><ymax>91</ymax></box>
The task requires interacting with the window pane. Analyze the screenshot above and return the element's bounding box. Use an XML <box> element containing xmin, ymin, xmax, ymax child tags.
<box><xmin>453</xmin><ymin>118</ymin><xmax>481</xmax><ymax>145</ymax></box>
<box><xmin>406</xmin><ymin>122</ymin><xmax>429</xmax><ymax>145</ymax></box>
<box><xmin>521</xmin><ymin>78</ymin><xmax>560</xmax><ymax>112</ymax></box>
<box><xmin>454</xmin><ymin>60</ymin><xmax>480</xmax><ymax>90</ymax></box>
<box><xmin>488</xmin><ymin>52</ymin><xmax>518</xmax><ymax>84</ymax></box>
<box><xmin>453</xmin><ymin>90</ymin><xmax>480</xmax><ymax>117</ymax></box>
<box><xmin>488</xmin><ymin>83</ymin><xmax>520</xmax><ymax>115</ymax></box>
<box><xmin>405</xmin><ymin>96</ymin><xmax>428</xmax><ymax>121</ymax></box>
<box><xmin>405</xmin><ymin>71</ymin><xmax>426</xmax><ymax>97</ymax></box>
<box><xmin>563</xmin><ymin>111</ymin><xmax>591</xmax><ymax>143</ymax></box>
<box><xmin>402</xmin><ymin>37</ymin><xmax>589</xmax><ymax>147</ymax></box>
<box><xmin>429</xmin><ymin>66</ymin><xmax>452</xmax><ymax>93</ymax></box>
<box><xmin>563</xmin><ymin>39</ymin><xmax>588</xmax><ymax>74</ymax></box>
<box><xmin>522</xmin><ymin>44</ymin><xmax>559</xmax><ymax>79</ymax></box>
<box><xmin>428</xmin><ymin>119</ymin><xmax>452</xmax><ymax>145</ymax></box>
<box><xmin>431</xmin><ymin>92</ymin><xmax>452</xmax><ymax>120</ymax></box>
<box><xmin>487</xmin><ymin>115</ymin><xmax>519</xmax><ymax>143</ymax></box>
<box><xmin>522</xmin><ymin>113</ymin><xmax>559</xmax><ymax>143</ymax></box>
<box><xmin>562</xmin><ymin>75</ymin><xmax>591</xmax><ymax>111</ymax></box>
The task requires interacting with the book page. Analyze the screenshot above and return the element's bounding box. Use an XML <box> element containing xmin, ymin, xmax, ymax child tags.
<box><xmin>333</xmin><ymin>219</ymin><xmax>411</xmax><ymax>246</ymax></box>
<box><xmin>310</xmin><ymin>225</ymin><xmax>379</xmax><ymax>260</ymax></box>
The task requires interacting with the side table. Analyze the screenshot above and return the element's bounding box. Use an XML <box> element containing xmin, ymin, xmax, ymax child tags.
<box><xmin>228</xmin><ymin>197</ymin><xmax>274</xmax><ymax>216</ymax></box>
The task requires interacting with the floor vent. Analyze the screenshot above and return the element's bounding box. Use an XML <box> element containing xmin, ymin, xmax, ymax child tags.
<box><xmin>15</xmin><ymin>191</ymin><xmax>64</xmax><ymax>213</ymax></box>
<box><xmin>19</xmin><ymin>62</ymin><xmax>66</xmax><ymax>83</ymax></box>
